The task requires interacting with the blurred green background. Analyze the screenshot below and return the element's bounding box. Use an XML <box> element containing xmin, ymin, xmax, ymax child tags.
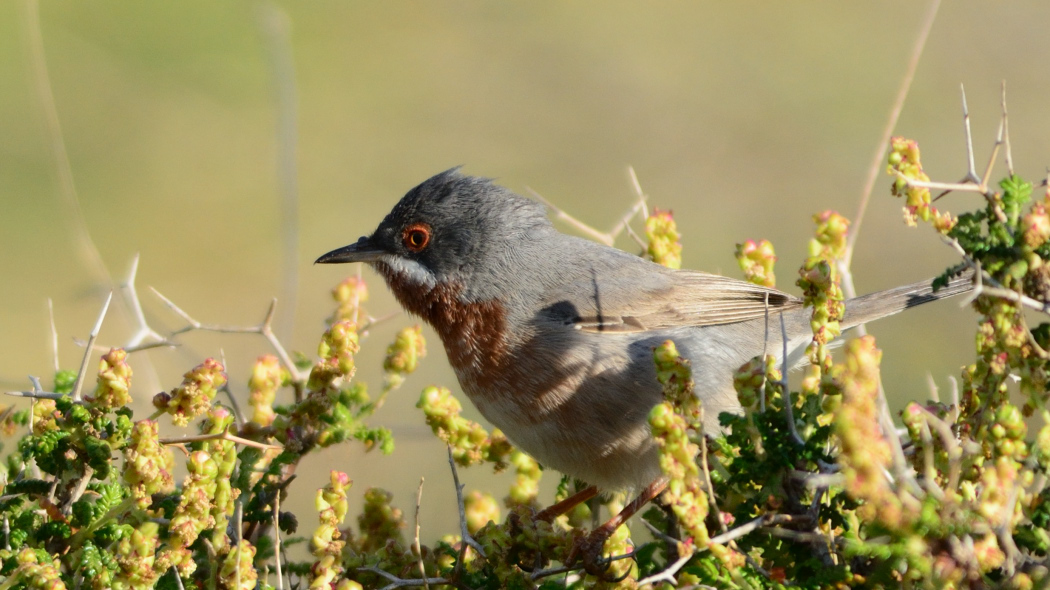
<box><xmin>3</xmin><ymin>1</ymin><xmax>1050</xmax><ymax>539</ymax></box>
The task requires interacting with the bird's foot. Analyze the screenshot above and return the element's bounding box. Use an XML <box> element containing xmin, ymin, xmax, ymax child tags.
<box><xmin>567</xmin><ymin>526</ymin><xmax>631</xmax><ymax>582</ymax></box>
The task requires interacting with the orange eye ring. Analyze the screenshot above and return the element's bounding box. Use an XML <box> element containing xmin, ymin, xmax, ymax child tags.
<box><xmin>402</xmin><ymin>223</ymin><xmax>431</xmax><ymax>253</ymax></box>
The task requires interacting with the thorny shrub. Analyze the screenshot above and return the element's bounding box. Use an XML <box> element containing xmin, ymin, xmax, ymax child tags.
<box><xmin>1</xmin><ymin>134</ymin><xmax>1049</xmax><ymax>589</ymax></box>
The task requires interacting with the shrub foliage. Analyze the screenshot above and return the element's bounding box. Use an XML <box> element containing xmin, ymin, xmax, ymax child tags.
<box><xmin>2</xmin><ymin>135</ymin><xmax>1050</xmax><ymax>589</ymax></box>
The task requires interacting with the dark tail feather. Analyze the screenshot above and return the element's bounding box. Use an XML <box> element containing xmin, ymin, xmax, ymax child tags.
<box><xmin>841</xmin><ymin>268</ymin><xmax>974</xmax><ymax>330</ymax></box>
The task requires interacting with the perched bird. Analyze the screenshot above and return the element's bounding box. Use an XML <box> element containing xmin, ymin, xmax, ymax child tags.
<box><xmin>317</xmin><ymin>168</ymin><xmax>970</xmax><ymax>568</ymax></box>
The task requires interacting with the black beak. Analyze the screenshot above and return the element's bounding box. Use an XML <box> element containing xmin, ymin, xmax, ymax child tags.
<box><xmin>315</xmin><ymin>236</ymin><xmax>385</xmax><ymax>264</ymax></box>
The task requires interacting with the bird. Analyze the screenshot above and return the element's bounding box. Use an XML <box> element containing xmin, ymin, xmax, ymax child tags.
<box><xmin>317</xmin><ymin>167</ymin><xmax>971</xmax><ymax>570</ymax></box>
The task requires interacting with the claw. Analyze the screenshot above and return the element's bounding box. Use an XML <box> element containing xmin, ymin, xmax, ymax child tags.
<box><xmin>568</xmin><ymin>527</ymin><xmax>633</xmax><ymax>582</ymax></box>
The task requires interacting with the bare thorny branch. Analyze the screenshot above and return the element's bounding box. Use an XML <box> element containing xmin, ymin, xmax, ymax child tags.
<box><xmin>526</xmin><ymin>165</ymin><xmax>650</xmax><ymax>250</ymax></box>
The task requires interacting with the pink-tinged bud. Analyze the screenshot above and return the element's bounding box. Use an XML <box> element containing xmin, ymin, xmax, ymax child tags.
<box><xmin>886</xmin><ymin>136</ymin><xmax>958</xmax><ymax>234</ymax></box>
<box><xmin>810</xmin><ymin>211</ymin><xmax>849</xmax><ymax>260</ymax></box>
<box><xmin>735</xmin><ymin>239</ymin><xmax>777</xmax><ymax>287</ymax></box>
<box><xmin>1024</xmin><ymin>202</ymin><xmax>1050</xmax><ymax>249</ymax></box>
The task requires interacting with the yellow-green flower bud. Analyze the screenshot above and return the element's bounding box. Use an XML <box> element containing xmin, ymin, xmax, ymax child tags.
<box><xmin>329</xmin><ymin>276</ymin><xmax>369</xmax><ymax>325</ymax></box>
<box><xmin>164</xmin><ymin>358</ymin><xmax>227</xmax><ymax>427</ymax></box>
<box><xmin>646</xmin><ymin>208</ymin><xmax>683</xmax><ymax>269</ymax></box>
<box><xmin>464</xmin><ymin>490</ymin><xmax>501</xmax><ymax>534</ymax></box>
<box><xmin>218</xmin><ymin>540</ymin><xmax>258</xmax><ymax>590</ymax></box>
<box><xmin>93</xmin><ymin>347</ymin><xmax>132</xmax><ymax>410</ymax></box>
<box><xmin>887</xmin><ymin>136</ymin><xmax>956</xmax><ymax>232</ymax></box>
<box><xmin>383</xmin><ymin>325</ymin><xmax>427</xmax><ymax>392</ymax></box>
<box><xmin>123</xmin><ymin>419</ymin><xmax>175</xmax><ymax>508</ymax></box>
<box><xmin>309</xmin><ymin>320</ymin><xmax>359</xmax><ymax>390</ymax></box>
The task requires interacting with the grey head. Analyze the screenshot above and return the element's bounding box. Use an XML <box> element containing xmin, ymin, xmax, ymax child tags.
<box><xmin>316</xmin><ymin>168</ymin><xmax>554</xmax><ymax>299</ymax></box>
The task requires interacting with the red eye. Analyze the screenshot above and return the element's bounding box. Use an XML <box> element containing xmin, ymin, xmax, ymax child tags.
<box><xmin>402</xmin><ymin>223</ymin><xmax>431</xmax><ymax>252</ymax></box>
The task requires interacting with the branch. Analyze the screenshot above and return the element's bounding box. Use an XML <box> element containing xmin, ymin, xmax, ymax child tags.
<box><xmin>70</xmin><ymin>292</ymin><xmax>113</xmax><ymax>403</ymax></box>
<box><xmin>356</xmin><ymin>566</ymin><xmax>449</xmax><ymax>590</ymax></box>
<box><xmin>842</xmin><ymin>0</ymin><xmax>941</xmax><ymax>271</ymax></box>
<box><xmin>150</xmin><ymin>288</ymin><xmax>308</xmax><ymax>383</ymax></box>
<box><xmin>445</xmin><ymin>446</ymin><xmax>485</xmax><ymax>561</ymax></box>
<box><xmin>159</xmin><ymin>430</ymin><xmax>283</xmax><ymax>451</ymax></box>
<box><xmin>526</xmin><ymin>179</ymin><xmax>648</xmax><ymax>249</ymax></box>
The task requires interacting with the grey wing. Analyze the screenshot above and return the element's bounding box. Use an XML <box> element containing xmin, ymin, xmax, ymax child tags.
<box><xmin>539</xmin><ymin>263</ymin><xmax>804</xmax><ymax>333</ymax></box>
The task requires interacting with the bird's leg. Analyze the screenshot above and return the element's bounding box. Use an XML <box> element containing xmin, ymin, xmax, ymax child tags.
<box><xmin>569</xmin><ymin>477</ymin><xmax>669</xmax><ymax>579</ymax></box>
<box><xmin>508</xmin><ymin>484</ymin><xmax>599</xmax><ymax>573</ymax></box>
<box><xmin>535</xmin><ymin>485</ymin><xmax>599</xmax><ymax>522</ymax></box>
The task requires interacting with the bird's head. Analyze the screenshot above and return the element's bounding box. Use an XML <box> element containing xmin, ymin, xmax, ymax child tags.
<box><xmin>317</xmin><ymin>168</ymin><xmax>551</xmax><ymax>299</ymax></box>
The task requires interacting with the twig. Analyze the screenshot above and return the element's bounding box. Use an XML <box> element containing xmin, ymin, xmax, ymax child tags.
<box><xmin>925</xmin><ymin>372</ymin><xmax>940</xmax><ymax>404</ymax></box>
<box><xmin>698</xmin><ymin>410</ymin><xmax>728</xmax><ymax>537</ymax></box>
<box><xmin>150</xmin><ymin>288</ymin><xmax>308</xmax><ymax>383</ymax></box>
<box><xmin>235</xmin><ymin>496</ymin><xmax>244</xmax><ymax>590</ymax></box>
<box><xmin>218</xmin><ymin>349</ymin><xmax>247</xmax><ymax>427</ymax></box>
<box><xmin>914</xmin><ymin>405</ymin><xmax>964</xmax><ymax>491</ymax></box>
<box><xmin>640</xmin><ymin>517</ymin><xmax>680</xmax><ymax>547</ymax></box>
<box><xmin>974</xmin><ymin>284</ymin><xmax>1050</xmax><ymax>314</ymax></box>
<box><xmin>1001</xmin><ymin>82</ymin><xmax>1014</xmax><ymax>176</ymax></box>
<box><xmin>413</xmin><ymin>478</ymin><xmax>429</xmax><ymax>590</ymax></box>
<box><xmin>789</xmin><ymin>471</ymin><xmax>844</xmax><ymax>489</ymax></box>
<box><xmin>122</xmin><ymin>255</ymin><xmax>167</xmax><ymax>351</ymax></box>
<box><xmin>875</xmin><ymin>381</ymin><xmax>923</xmax><ymax>498</ymax></box>
<box><xmin>944</xmin><ymin>236</ymin><xmax>1050</xmax><ymax>315</ymax></box>
<box><xmin>760</xmin><ymin>527</ymin><xmax>843</xmax><ymax>546</ymax></box>
<box><xmin>621</xmin><ymin>166</ymin><xmax>651</xmax><ymax>248</ymax></box>
<box><xmin>759</xmin><ymin>293</ymin><xmax>770</xmax><ymax>413</ymax></box>
<box><xmin>61</xmin><ymin>464</ymin><xmax>94</xmax><ymax>516</ymax></box>
<box><xmin>636</xmin><ymin>551</ymin><xmax>694</xmax><ymax>586</ymax></box>
<box><xmin>5</xmin><ymin>389</ymin><xmax>73</xmax><ymax>401</ymax></box>
<box><xmin>960</xmin><ymin>85</ymin><xmax>979</xmax><ymax>185</ymax></box>
<box><xmin>894</xmin><ymin>174</ymin><xmax>994</xmax><ymax>195</ymax></box>
<box><xmin>917</xmin><ymin>421</ymin><xmax>946</xmax><ymax>501</ymax></box>
<box><xmin>357</xmin><ymin>566</ymin><xmax>449</xmax><ymax>590</ymax></box>
<box><xmin>526</xmin><ymin>183</ymin><xmax>647</xmax><ymax>249</ymax></box>
<box><xmin>529</xmin><ymin>550</ymin><xmax>637</xmax><ymax>581</ymax></box>
<box><xmin>70</xmin><ymin>292</ymin><xmax>113</xmax><ymax>403</ymax></box>
<box><xmin>948</xmin><ymin>376</ymin><xmax>960</xmax><ymax>422</ymax></box>
<box><xmin>273</xmin><ymin>485</ymin><xmax>284</xmax><ymax>590</ymax></box>
<box><xmin>159</xmin><ymin>430</ymin><xmax>283</xmax><ymax>451</ymax></box>
<box><xmin>528</xmin><ymin>187</ymin><xmax>615</xmax><ymax>246</ymax></box>
<box><xmin>446</xmin><ymin>446</ymin><xmax>485</xmax><ymax>559</ymax></box>
<box><xmin>841</xmin><ymin>0</ymin><xmax>941</xmax><ymax>272</ymax></box>
<box><xmin>779</xmin><ymin>316</ymin><xmax>804</xmax><ymax>447</ymax></box>
<box><xmin>46</xmin><ymin>298</ymin><xmax>59</xmax><ymax>373</ymax></box>
<box><xmin>711</xmin><ymin>515</ymin><xmax>765</xmax><ymax>545</ymax></box>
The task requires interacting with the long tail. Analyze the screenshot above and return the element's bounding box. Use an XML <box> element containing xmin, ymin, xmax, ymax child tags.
<box><xmin>841</xmin><ymin>268</ymin><xmax>974</xmax><ymax>330</ymax></box>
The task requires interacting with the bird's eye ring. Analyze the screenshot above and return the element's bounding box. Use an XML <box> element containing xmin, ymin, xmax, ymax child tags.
<box><xmin>402</xmin><ymin>223</ymin><xmax>431</xmax><ymax>253</ymax></box>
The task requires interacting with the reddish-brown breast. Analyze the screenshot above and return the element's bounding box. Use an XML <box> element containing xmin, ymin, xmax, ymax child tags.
<box><xmin>376</xmin><ymin>264</ymin><xmax>510</xmax><ymax>390</ymax></box>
